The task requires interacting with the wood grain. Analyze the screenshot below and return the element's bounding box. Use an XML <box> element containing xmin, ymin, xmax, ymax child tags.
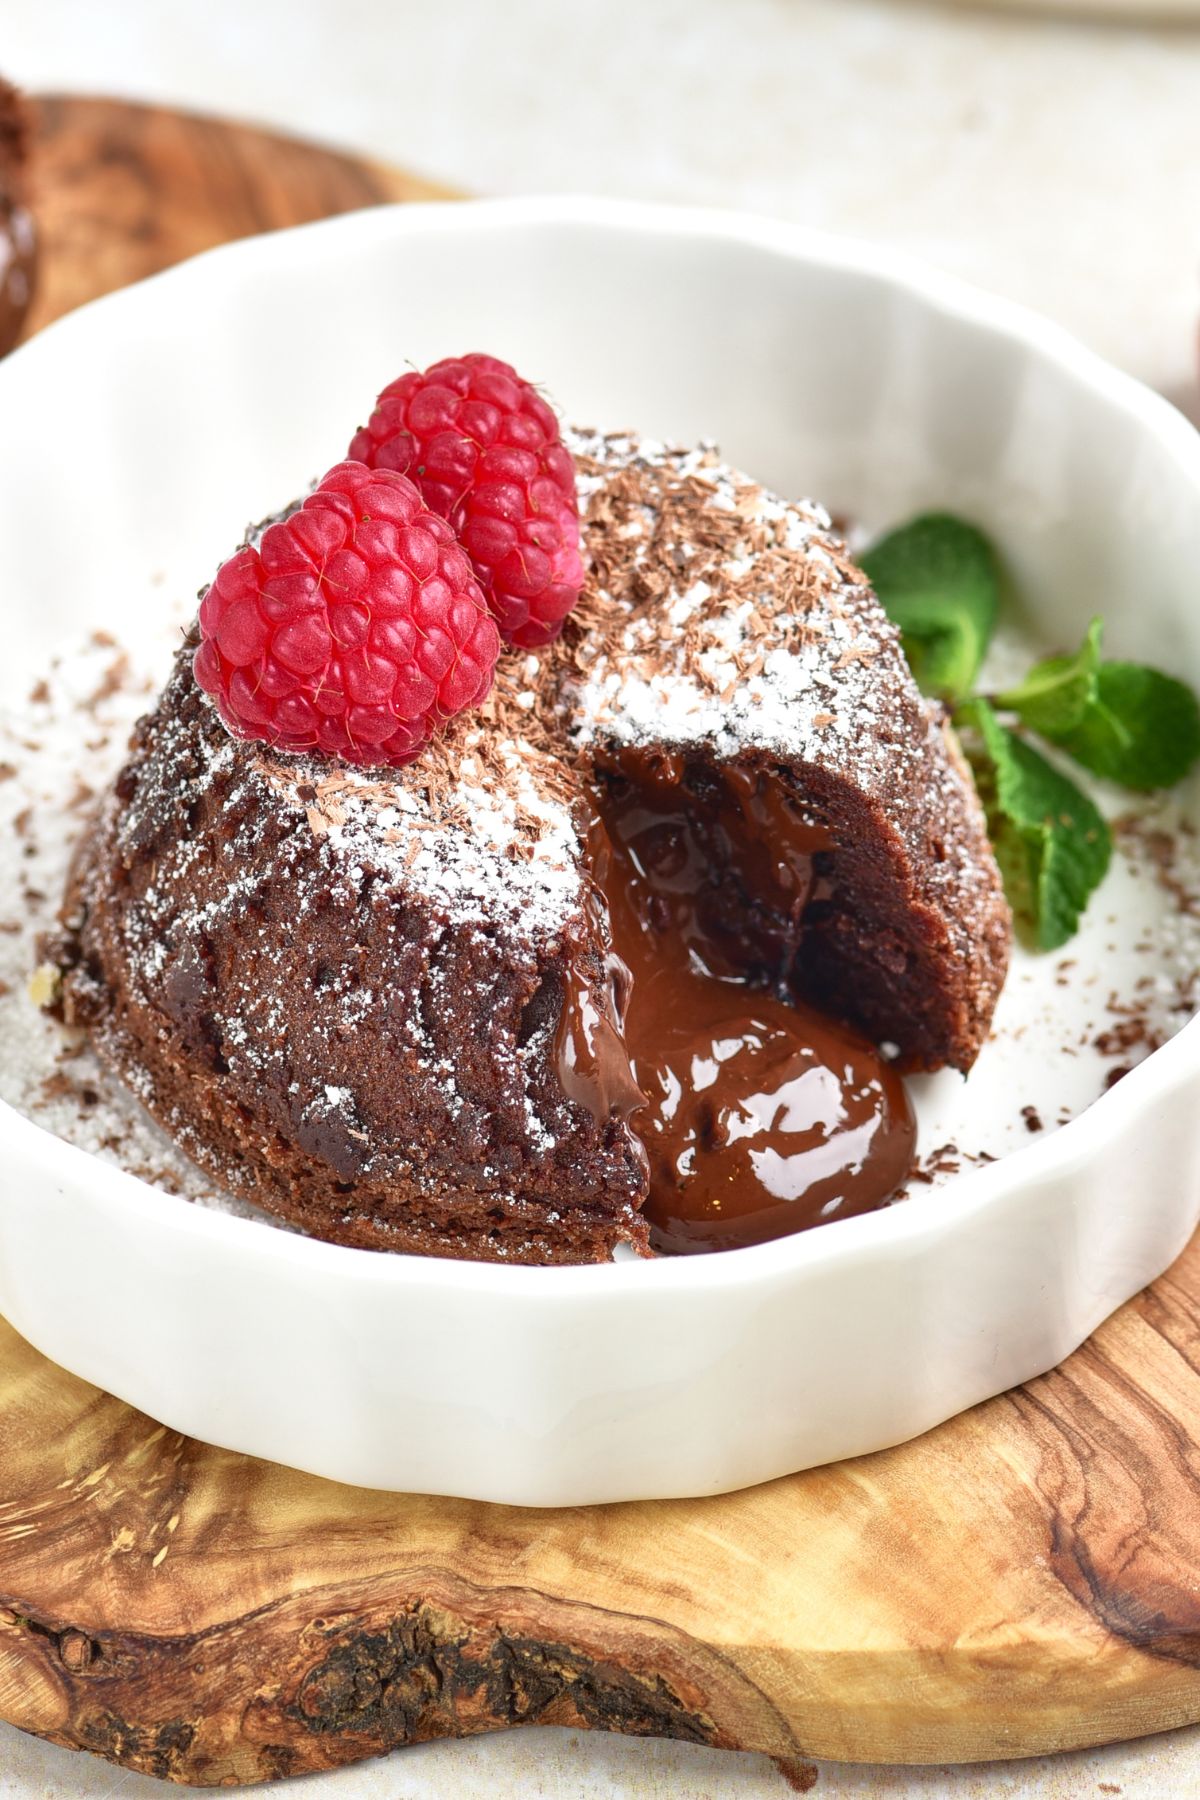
<box><xmin>22</xmin><ymin>94</ymin><xmax>454</xmax><ymax>341</ymax></box>
<box><xmin>6</xmin><ymin>88</ymin><xmax>1200</xmax><ymax>1788</ymax></box>
<box><xmin>9</xmin><ymin>1230</ymin><xmax>1200</xmax><ymax>1784</ymax></box>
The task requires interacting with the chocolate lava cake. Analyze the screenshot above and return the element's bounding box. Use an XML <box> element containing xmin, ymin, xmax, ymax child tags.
<box><xmin>52</xmin><ymin>430</ymin><xmax>1011</xmax><ymax>1264</ymax></box>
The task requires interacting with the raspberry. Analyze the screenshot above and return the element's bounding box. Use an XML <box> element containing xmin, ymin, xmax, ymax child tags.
<box><xmin>194</xmin><ymin>461</ymin><xmax>500</xmax><ymax>768</ymax></box>
<box><xmin>348</xmin><ymin>353</ymin><xmax>584</xmax><ymax>650</ymax></box>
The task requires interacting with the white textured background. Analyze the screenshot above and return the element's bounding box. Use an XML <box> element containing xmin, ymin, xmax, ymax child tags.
<box><xmin>4</xmin><ymin>1</ymin><xmax>1200</xmax><ymax>1794</ymax></box>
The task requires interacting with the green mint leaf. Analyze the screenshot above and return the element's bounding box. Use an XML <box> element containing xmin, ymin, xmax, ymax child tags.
<box><xmin>1049</xmin><ymin>661</ymin><xmax>1200</xmax><ymax>792</ymax></box>
<box><xmin>861</xmin><ymin>513</ymin><xmax>1000</xmax><ymax>702</ymax></box>
<box><xmin>959</xmin><ymin>699</ymin><xmax>1111</xmax><ymax>951</ymax></box>
<box><xmin>992</xmin><ymin>618</ymin><xmax>1200</xmax><ymax>791</ymax></box>
<box><xmin>992</xmin><ymin>617</ymin><xmax>1102</xmax><ymax>736</ymax></box>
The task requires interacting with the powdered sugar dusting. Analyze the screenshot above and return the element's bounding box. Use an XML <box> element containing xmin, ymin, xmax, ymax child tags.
<box><xmin>553</xmin><ymin>428</ymin><xmax>1006</xmax><ymax>989</ymax></box>
<box><xmin>565</xmin><ymin>428</ymin><xmax>934</xmax><ymax>786</ymax></box>
<box><xmin>257</xmin><ymin>725</ymin><xmax>583</xmax><ymax>937</ymax></box>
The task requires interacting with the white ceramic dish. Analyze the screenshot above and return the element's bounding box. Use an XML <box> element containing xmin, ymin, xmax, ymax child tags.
<box><xmin>3</xmin><ymin>198</ymin><xmax>1200</xmax><ymax>1506</ymax></box>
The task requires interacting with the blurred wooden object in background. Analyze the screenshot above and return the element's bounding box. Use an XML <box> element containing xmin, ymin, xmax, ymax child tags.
<box><xmin>22</xmin><ymin>93</ymin><xmax>454</xmax><ymax>341</ymax></box>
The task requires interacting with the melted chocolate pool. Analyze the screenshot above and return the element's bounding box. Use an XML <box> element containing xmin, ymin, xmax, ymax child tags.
<box><xmin>561</xmin><ymin>749</ymin><xmax>916</xmax><ymax>1254</ymax></box>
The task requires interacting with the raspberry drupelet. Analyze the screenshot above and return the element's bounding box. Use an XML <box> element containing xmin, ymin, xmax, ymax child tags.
<box><xmin>349</xmin><ymin>353</ymin><xmax>585</xmax><ymax>649</ymax></box>
<box><xmin>193</xmin><ymin>461</ymin><xmax>500</xmax><ymax>768</ymax></box>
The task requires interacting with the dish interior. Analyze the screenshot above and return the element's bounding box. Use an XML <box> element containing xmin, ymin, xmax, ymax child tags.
<box><xmin>2</xmin><ymin>206</ymin><xmax>1200</xmax><ymax>1259</ymax></box>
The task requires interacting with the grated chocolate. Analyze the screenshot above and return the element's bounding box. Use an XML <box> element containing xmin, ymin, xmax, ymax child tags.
<box><xmin>43</xmin><ymin>429</ymin><xmax>1023</xmax><ymax>1263</ymax></box>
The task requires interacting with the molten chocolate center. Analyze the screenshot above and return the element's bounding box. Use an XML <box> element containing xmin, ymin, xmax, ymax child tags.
<box><xmin>559</xmin><ymin>748</ymin><xmax>916</xmax><ymax>1254</ymax></box>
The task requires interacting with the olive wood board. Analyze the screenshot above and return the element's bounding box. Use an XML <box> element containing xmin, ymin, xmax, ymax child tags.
<box><xmin>4</xmin><ymin>91</ymin><xmax>1200</xmax><ymax>1790</ymax></box>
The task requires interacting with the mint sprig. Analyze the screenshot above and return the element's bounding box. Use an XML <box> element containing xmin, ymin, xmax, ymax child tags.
<box><xmin>863</xmin><ymin>515</ymin><xmax>1200</xmax><ymax>948</ymax></box>
<box><xmin>992</xmin><ymin>617</ymin><xmax>1102</xmax><ymax>737</ymax></box>
<box><xmin>1046</xmin><ymin>660</ymin><xmax>1200</xmax><ymax>791</ymax></box>
<box><xmin>958</xmin><ymin>700</ymin><xmax>1111</xmax><ymax>951</ymax></box>
<box><xmin>859</xmin><ymin>513</ymin><xmax>999</xmax><ymax>703</ymax></box>
<box><xmin>992</xmin><ymin>618</ymin><xmax>1200</xmax><ymax>790</ymax></box>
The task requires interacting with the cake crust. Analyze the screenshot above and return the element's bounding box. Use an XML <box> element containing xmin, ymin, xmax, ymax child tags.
<box><xmin>56</xmin><ymin>654</ymin><xmax>648</xmax><ymax>1265</ymax></box>
<box><xmin>54</xmin><ymin>431</ymin><xmax>1010</xmax><ymax>1262</ymax></box>
<box><xmin>555</xmin><ymin>431</ymin><xmax>1011</xmax><ymax>1073</ymax></box>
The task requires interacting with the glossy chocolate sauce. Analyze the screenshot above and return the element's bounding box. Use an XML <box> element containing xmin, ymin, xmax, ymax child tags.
<box><xmin>557</xmin><ymin>749</ymin><xmax>916</xmax><ymax>1254</ymax></box>
<box><xmin>555</xmin><ymin>880</ymin><xmax>646</xmax><ymax>1127</ymax></box>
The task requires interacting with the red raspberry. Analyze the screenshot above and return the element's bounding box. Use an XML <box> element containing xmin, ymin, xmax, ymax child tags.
<box><xmin>348</xmin><ymin>353</ymin><xmax>584</xmax><ymax>650</ymax></box>
<box><xmin>193</xmin><ymin>461</ymin><xmax>500</xmax><ymax>768</ymax></box>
